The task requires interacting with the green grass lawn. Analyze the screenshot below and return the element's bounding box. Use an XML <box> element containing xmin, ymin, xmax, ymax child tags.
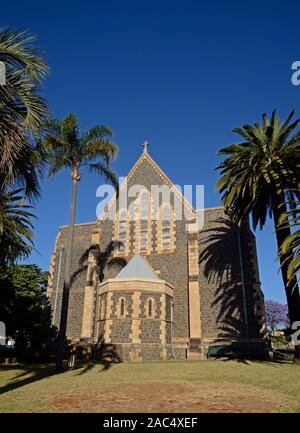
<box><xmin>0</xmin><ymin>359</ymin><xmax>300</xmax><ymax>412</ymax></box>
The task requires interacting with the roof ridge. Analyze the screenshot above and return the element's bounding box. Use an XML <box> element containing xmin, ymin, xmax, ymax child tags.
<box><xmin>98</xmin><ymin>149</ymin><xmax>194</xmax><ymax>222</ymax></box>
<box><xmin>115</xmin><ymin>254</ymin><xmax>159</xmax><ymax>280</ymax></box>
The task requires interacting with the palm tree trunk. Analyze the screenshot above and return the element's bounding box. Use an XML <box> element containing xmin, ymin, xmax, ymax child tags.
<box><xmin>271</xmin><ymin>193</ymin><xmax>300</xmax><ymax>364</ymax></box>
<box><xmin>55</xmin><ymin>178</ymin><xmax>78</xmax><ymax>372</ymax></box>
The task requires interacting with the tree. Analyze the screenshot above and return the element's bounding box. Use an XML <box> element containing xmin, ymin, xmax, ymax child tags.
<box><xmin>0</xmin><ymin>27</ymin><xmax>49</xmax><ymax>185</ymax></box>
<box><xmin>0</xmin><ymin>264</ymin><xmax>54</xmax><ymax>355</ymax></box>
<box><xmin>0</xmin><ymin>28</ymin><xmax>49</xmax><ymax>265</ymax></box>
<box><xmin>216</xmin><ymin>110</ymin><xmax>300</xmax><ymax>363</ymax></box>
<box><xmin>44</xmin><ymin>113</ymin><xmax>119</xmax><ymax>372</ymax></box>
<box><xmin>280</xmin><ymin>203</ymin><xmax>300</xmax><ymax>290</ymax></box>
<box><xmin>265</xmin><ymin>300</ymin><xmax>289</xmax><ymax>334</ymax></box>
<box><xmin>0</xmin><ymin>188</ymin><xmax>34</xmax><ymax>264</ymax></box>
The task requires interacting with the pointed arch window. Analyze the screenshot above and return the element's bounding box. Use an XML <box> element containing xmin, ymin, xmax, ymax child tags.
<box><xmin>118</xmin><ymin>209</ymin><xmax>128</xmax><ymax>252</ymax></box>
<box><xmin>145</xmin><ymin>297</ymin><xmax>156</xmax><ymax>318</ymax></box>
<box><xmin>117</xmin><ymin>296</ymin><xmax>128</xmax><ymax>318</ymax></box>
<box><xmin>120</xmin><ymin>299</ymin><xmax>125</xmax><ymax>316</ymax></box>
<box><xmin>139</xmin><ymin>191</ymin><xmax>150</xmax><ymax>253</ymax></box>
<box><xmin>148</xmin><ymin>299</ymin><xmax>153</xmax><ymax>317</ymax></box>
<box><xmin>161</xmin><ymin>204</ymin><xmax>171</xmax><ymax>250</ymax></box>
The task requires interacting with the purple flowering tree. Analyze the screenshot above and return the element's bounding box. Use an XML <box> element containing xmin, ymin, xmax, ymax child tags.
<box><xmin>265</xmin><ymin>300</ymin><xmax>290</xmax><ymax>334</ymax></box>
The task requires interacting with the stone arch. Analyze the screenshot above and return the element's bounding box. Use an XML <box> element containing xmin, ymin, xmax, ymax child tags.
<box><xmin>117</xmin><ymin>296</ymin><xmax>128</xmax><ymax>318</ymax></box>
<box><xmin>145</xmin><ymin>296</ymin><xmax>156</xmax><ymax>319</ymax></box>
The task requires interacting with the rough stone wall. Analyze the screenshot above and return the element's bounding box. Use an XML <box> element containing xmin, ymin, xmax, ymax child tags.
<box><xmin>49</xmin><ymin>222</ymin><xmax>95</xmax><ymax>339</ymax></box>
<box><xmin>165</xmin><ymin>295</ymin><xmax>172</xmax><ymax>345</ymax></box>
<box><xmin>97</xmin><ymin>292</ymin><xmax>107</xmax><ymax>338</ymax></box>
<box><xmin>140</xmin><ymin>347</ymin><xmax>162</xmax><ymax>360</ymax></box>
<box><xmin>140</xmin><ymin>292</ymin><xmax>161</xmax><ymax>319</ymax></box>
<box><xmin>110</xmin><ymin>291</ymin><xmax>133</xmax><ymax>343</ymax></box>
<box><xmin>47</xmin><ymin>153</ymin><xmax>266</xmax><ymax>355</ymax></box>
<box><xmin>95</xmin><ymin>282</ymin><xmax>173</xmax><ymax>360</ymax></box>
<box><xmin>98</xmin><ymin>157</ymin><xmax>191</xmax><ymax>344</ymax></box>
<box><xmin>199</xmin><ymin>208</ymin><xmax>266</xmax><ymax>348</ymax></box>
<box><xmin>140</xmin><ymin>292</ymin><xmax>161</xmax><ymax>345</ymax></box>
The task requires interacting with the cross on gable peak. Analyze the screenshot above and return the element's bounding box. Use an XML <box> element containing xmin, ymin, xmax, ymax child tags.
<box><xmin>142</xmin><ymin>140</ymin><xmax>150</xmax><ymax>153</ymax></box>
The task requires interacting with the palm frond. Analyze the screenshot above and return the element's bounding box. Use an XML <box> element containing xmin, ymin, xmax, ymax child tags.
<box><xmin>43</xmin><ymin>114</ymin><xmax>119</xmax><ymax>193</ymax></box>
<box><xmin>0</xmin><ymin>187</ymin><xmax>35</xmax><ymax>264</ymax></box>
<box><xmin>0</xmin><ymin>27</ymin><xmax>49</xmax><ymax>84</ymax></box>
<box><xmin>0</xmin><ymin>28</ymin><xmax>49</xmax><ymax>196</ymax></box>
<box><xmin>279</xmin><ymin>202</ymin><xmax>300</xmax><ymax>290</ymax></box>
<box><xmin>216</xmin><ymin>110</ymin><xmax>300</xmax><ymax>229</ymax></box>
<box><xmin>89</xmin><ymin>162</ymin><xmax>119</xmax><ymax>195</ymax></box>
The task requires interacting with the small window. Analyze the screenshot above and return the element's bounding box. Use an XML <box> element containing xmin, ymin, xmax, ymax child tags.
<box><xmin>148</xmin><ymin>299</ymin><xmax>152</xmax><ymax>317</ymax></box>
<box><xmin>146</xmin><ymin>297</ymin><xmax>155</xmax><ymax>318</ymax></box>
<box><xmin>120</xmin><ymin>298</ymin><xmax>125</xmax><ymax>317</ymax></box>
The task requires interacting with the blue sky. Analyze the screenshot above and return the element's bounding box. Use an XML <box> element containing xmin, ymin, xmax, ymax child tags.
<box><xmin>2</xmin><ymin>0</ymin><xmax>300</xmax><ymax>303</ymax></box>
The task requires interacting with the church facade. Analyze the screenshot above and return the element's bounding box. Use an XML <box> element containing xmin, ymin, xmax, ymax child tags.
<box><xmin>47</xmin><ymin>146</ymin><xmax>267</xmax><ymax>361</ymax></box>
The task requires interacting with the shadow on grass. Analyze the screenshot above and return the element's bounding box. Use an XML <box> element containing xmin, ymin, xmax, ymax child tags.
<box><xmin>73</xmin><ymin>359</ymin><xmax>113</xmax><ymax>376</ymax></box>
<box><xmin>212</xmin><ymin>353</ymin><xmax>293</xmax><ymax>366</ymax></box>
<box><xmin>0</xmin><ymin>354</ymin><xmax>117</xmax><ymax>396</ymax></box>
<box><xmin>74</xmin><ymin>341</ymin><xmax>122</xmax><ymax>375</ymax></box>
<box><xmin>0</xmin><ymin>363</ymin><xmax>57</xmax><ymax>395</ymax></box>
<box><xmin>0</xmin><ymin>337</ymin><xmax>122</xmax><ymax>395</ymax></box>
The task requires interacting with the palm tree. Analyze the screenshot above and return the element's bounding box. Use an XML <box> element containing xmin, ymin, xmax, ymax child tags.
<box><xmin>0</xmin><ymin>28</ymin><xmax>48</xmax><ymax>280</ymax></box>
<box><xmin>44</xmin><ymin>113</ymin><xmax>119</xmax><ymax>372</ymax></box>
<box><xmin>0</xmin><ymin>188</ymin><xmax>35</xmax><ymax>265</ymax></box>
<box><xmin>280</xmin><ymin>203</ymin><xmax>300</xmax><ymax>290</ymax></box>
<box><xmin>0</xmin><ymin>143</ymin><xmax>47</xmax><ymax>201</ymax></box>
<box><xmin>0</xmin><ymin>28</ymin><xmax>49</xmax><ymax>179</ymax></box>
<box><xmin>216</xmin><ymin>110</ymin><xmax>300</xmax><ymax>363</ymax></box>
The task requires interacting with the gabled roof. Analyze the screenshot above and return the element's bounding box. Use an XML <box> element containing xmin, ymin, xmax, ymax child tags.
<box><xmin>98</xmin><ymin>146</ymin><xmax>195</xmax><ymax>221</ymax></box>
<box><xmin>115</xmin><ymin>254</ymin><xmax>159</xmax><ymax>280</ymax></box>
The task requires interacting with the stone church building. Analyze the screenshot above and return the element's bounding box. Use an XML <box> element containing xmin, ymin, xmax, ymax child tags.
<box><xmin>47</xmin><ymin>145</ymin><xmax>267</xmax><ymax>361</ymax></box>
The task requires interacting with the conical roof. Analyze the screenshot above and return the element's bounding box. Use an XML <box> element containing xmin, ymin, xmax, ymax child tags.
<box><xmin>116</xmin><ymin>254</ymin><xmax>159</xmax><ymax>280</ymax></box>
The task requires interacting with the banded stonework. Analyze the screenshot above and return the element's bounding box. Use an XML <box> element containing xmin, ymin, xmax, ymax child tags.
<box><xmin>95</xmin><ymin>260</ymin><xmax>174</xmax><ymax>361</ymax></box>
<box><xmin>48</xmin><ymin>147</ymin><xmax>267</xmax><ymax>361</ymax></box>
